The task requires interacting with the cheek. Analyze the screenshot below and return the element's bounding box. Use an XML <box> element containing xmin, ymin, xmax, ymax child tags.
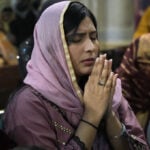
<box><xmin>95</xmin><ymin>40</ymin><xmax>100</xmax><ymax>53</ymax></box>
<box><xmin>96</xmin><ymin>40</ymin><xmax>100</xmax><ymax>48</ymax></box>
<box><xmin>69</xmin><ymin>45</ymin><xmax>81</xmax><ymax>64</ymax></box>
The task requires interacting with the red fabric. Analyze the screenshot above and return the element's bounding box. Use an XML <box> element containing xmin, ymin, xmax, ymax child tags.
<box><xmin>116</xmin><ymin>37</ymin><xmax>150</xmax><ymax>113</ymax></box>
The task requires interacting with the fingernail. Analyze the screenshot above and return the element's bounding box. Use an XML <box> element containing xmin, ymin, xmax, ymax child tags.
<box><xmin>111</xmin><ymin>72</ymin><xmax>114</xmax><ymax>76</ymax></box>
<box><xmin>109</xmin><ymin>59</ymin><xmax>112</xmax><ymax>62</ymax></box>
<box><xmin>104</xmin><ymin>59</ymin><xmax>108</xmax><ymax>65</ymax></box>
<box><xmin>96</xmin><ymin>57</ymin><xmax>99</xmax><ymax>62</ymax></box>
<box><xmin>103</xmin><ymin>53</ymin><xmax>107</xmax><ymax>57</ymax></box>
<box><xmin>99</xmin><ymin>54</ymin><xmax>102</xmax><ymax>58</ymax></box>
<box><xmin>115</xmin><ymin>73</ymin><xmax>118</xmax><ymax>77</ymax></box>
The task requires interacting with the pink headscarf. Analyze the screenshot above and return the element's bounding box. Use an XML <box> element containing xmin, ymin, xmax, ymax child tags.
<box><xmin>24</xmin><ymin>1</ymin><xmax>122</xmax><ymax>116</ymax></box>
<box><xmin>24</xmin><ymin>1</ymin><xmax>83</xmax><ymax>114</ymax></box>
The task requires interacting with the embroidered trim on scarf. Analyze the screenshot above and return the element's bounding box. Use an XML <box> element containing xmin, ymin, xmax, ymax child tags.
<box><xmin>59</xmin><ymin>2</ymin><xmax>83</xmax><ymax>102</ymax></box>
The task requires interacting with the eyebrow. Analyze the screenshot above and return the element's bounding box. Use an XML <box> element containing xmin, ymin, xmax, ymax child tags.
<box><xmin>70</xmin><ymin>31</ymin><xmax>97</xmax><ymax>37</ymax></box>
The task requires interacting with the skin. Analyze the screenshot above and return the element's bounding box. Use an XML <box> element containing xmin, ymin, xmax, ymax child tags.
<box><xmin>68</xmin><ymin>17</ymin><xmax>129</xmax><ymax>150</ymax></box>
<box><xmin>68</xmin><ymin>17</ymin><xmax>99</xmax><ymax>77</ymax></box>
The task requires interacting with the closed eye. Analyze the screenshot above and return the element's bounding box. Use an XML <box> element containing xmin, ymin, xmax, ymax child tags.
<box><xmin>90</xmin><ymin>32</ymin><xmax>98</xmax><ymax>41</ymax></box>
<box><xmin>67</xmin><ymin>33</ymin><xmax>85</xmax><ymax>44</ymax></box>
<box><xmin>66</xmin><ymin>31</ymin><xmax>98</xmax><ymax>44</ymax></box>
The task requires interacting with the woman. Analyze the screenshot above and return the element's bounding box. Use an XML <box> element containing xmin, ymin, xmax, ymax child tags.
<box><xmin>4</xmin><ymin>1</ymin><xmax>149</xmax><ymax>150</ymax></box>
<box><xmin>116</xmin><ymin>33</ymin><xmax>150</xmax><ymax>145</ymax></box>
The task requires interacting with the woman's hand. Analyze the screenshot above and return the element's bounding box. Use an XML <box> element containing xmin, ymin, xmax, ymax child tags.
<box><xmin>83</xmin><ymin>54</ymin><xmax>117</xmax><ymax>126</ymax></box>
<box><xmin>105</xmin><ymin>73</ymin><xmax>118</xmax><ymax>118</ymax></box>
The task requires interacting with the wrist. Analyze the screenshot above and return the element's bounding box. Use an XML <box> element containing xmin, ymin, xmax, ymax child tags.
<box><xmin>109</xmin><ymin>123</ymin><xmax>127</xmax><ymax>140</ymax></box>
<box><xmin>105</xmin><ymin>111</ymin><xmax>126</xmax><ymax>139</ymax></box>
<box><xmin>105</xmin><ymin>110</ymin><xmax>115</xmax><ymax>122</ymax></box>
<box><xmin>83</xmin><ymin>110</ymin><xmax>103</xmax><ymax>127</ymax></box>
<box><xmin>80</xmin><ymin>119</ymin><xmax>98</xmax><ymax>130</ymax></box>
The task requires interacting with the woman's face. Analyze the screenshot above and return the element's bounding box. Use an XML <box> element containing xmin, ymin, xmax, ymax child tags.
<box><xmin>68</xmin><ymin>16</ymin><xmax>100</xmax><ymax>77</ymax></box>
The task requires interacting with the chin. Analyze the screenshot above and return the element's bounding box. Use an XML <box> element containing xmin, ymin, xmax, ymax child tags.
<box><xmin>76</xmin><ymin>66</ymin><xmax>93</xmax><ymax>76</ymax></box>
<box><xmin>81</xmin><ymin>70</ymin><xmax>92</xmax><ymax>76</ymax></box>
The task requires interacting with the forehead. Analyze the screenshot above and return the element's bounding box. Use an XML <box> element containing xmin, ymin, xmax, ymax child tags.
<box><xmin>77</xmin><ymin>16</ymin><xmax>96</xmax><ymax>32</ymax></box>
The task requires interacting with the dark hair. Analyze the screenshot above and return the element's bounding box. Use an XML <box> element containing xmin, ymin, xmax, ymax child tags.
<box><xmin>63</xmin><ymin>2</ymin><xmax>97</xmax><ymax>42</ymax></box>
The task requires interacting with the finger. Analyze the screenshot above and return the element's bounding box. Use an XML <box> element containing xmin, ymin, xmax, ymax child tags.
<box><xmin>111</xmin><ymin>73</ymin><xmax>118</xmax><ymax>94</ymax></box>
<box><xmin>113</xmin><ymin>74</ymin><xmax>118</xmax><ymax>87</ymax></box>
<box><xmin>99</xmin><ymin>59</ymin><xmax>109</xmax><ymax>85</ymax></box>
<box><xmin>108</xmin><ymin>59</ymin><xmax>112</xmax><ymax>75</ymax></box>
<box><xmin>96</xmin><ymin>54</ymin><xmax>106</xmax><ymax>78</ymax></box>
<box><xmin>104</xmin><ymin>72</ymin><xmax>114</xmax><ymax>90</ymax></box>
<box><xmin>89</xmin><ymin>57</ymin><xmax>99</xmax><ymax>83</ymax></box>
<box><xmin>90</xmin><ymin>54</ymin><xmax>106</xmax><ymax>82</ymax></box>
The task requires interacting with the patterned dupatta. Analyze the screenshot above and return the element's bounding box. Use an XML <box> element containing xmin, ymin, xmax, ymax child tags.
<box><xmin>116</xmin><ymin>34</ymin><xmax>150</xmax><ymax>113</ymax></box>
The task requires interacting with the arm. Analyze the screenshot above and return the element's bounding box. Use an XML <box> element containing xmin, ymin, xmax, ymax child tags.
<box><xmin>105</xmin><ymin>111</ymin><xmax>129</xmax><ymax>150</ymax></box>
<box><xmin>75</xmin><ymin>54</ymin><xmax>149</xmax><ymax>150</ymax></box>
<box><xmin>117</xmin><ymin>96</ymin><xmax>149</xmax><ymax>149</ymax></box>
<box><xmin>104</xmin><ymin>78</ymin><xmax>149</xmax><ymax>150</ymax></box>
<box><xmin>75</xmin><ymin>55</ymin><xmax>118</xmax><ymax>149</ymax></box>
<box><xmin>105</xmin><ymin>109</ymin><xmax>149</xmax><ymax>150</ymax></box>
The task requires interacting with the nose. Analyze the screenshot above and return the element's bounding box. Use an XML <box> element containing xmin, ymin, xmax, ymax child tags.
<box><xmin>84</xmin><ymin>39</ymin><xmax>97</xmax><ymax>52</ymax></box>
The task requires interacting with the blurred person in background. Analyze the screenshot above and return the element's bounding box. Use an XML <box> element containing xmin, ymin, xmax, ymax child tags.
<box><xmin>116</xmin><ymin>33</ymin><xmax>150</xmax><ymax>145</ymax></box>
<box><xmin>9</xmin><ymin>0</ymin><xmax>41</xmax><ymax>47</ymax></box>
<box><xmin>0</xmin><ymin>0</ymin><xmax>18</xmax><ymax>66</ymax></box>
<box><xmin>133</xmin><ymin>6</ymin><xmax>150</xmax><ymax>39</ymax></box>
<box><xmin>0</xmin><ymin>0</ymin><xmax>15</xmax><ymax>42</ymax></box>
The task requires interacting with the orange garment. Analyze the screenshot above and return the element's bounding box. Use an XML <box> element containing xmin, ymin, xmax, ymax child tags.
<box><xmin>133</xmin><ymin>7</ymin><xmax>150</xmax><ymax>39</ymax></box>
<box><xmin>0</xmin><ymin>31</ymin><xmax>18</xmax><ymax>66</ymax></box>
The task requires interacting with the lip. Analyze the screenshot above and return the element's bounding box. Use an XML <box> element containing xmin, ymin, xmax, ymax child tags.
<box><xmin>81</xmin><ymin>58</ymin><xmax>96</xmax><ymax>66</ymax></box>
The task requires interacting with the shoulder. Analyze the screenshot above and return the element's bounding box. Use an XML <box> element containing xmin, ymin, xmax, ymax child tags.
<box><xmin>5</xmin><ymin>85</ymin><xmax>66</xmax><ymax>121</ymax></box>
<box><xmin>4</xmin><ymin>85</ymin><xmax>64</xmax><ymax>133</ymax></box>
<box><xmin>8</xmin><ymin>85</ymin><xmax>42</xmax><ymax>109</ymax></box>
<box><xmin>4</xmin><ymin>85</ymin><xmax>53</xmax><ymax>120</ymax></box>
